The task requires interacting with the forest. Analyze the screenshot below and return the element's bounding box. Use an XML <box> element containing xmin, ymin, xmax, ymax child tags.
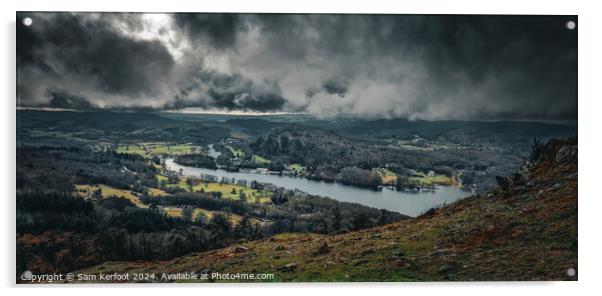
<box><xmin>16</xmin><ymin>110</ymin><xmax>576</xmax><ymax>276</ymax></box>
<box><xmin>16</xmin><ymin>139</ymin><xmax>402</xmax><ymax>275</ymax></box>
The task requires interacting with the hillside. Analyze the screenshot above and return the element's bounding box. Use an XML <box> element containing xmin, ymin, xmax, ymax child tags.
<box><xmin>249</xmin><ymin>125</ymin><xmax>520</xmax><ymax>190</ymax></box>
<box><xmin>75</xmin><ymin>138</ymin><xmax>577</xmax><ymax>282</ymax></box>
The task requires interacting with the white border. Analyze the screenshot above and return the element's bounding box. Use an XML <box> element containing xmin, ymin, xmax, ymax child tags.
<box><xmin>2</xmin><ymin>0</ymin><xmax>601</xmax><ymax>295</ymax></box>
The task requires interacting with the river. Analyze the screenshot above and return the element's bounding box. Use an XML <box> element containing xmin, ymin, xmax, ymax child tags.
<box><xmin>207</xmin><ymin>144</ymin><xmax>221</xmax><ymax>158</ymax></box>
<box><xmin>165</xmin><ymin>156</ymin><xmax>470</xmax><ymax>217</ymax></box>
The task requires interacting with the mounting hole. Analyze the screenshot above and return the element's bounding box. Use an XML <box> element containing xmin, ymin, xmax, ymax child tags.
<box><xmin>21</xmin><ymin>270</ymin><xmax>33</xmax><ymax>280</ymax></box>
<box><xmin>566</xmin><ymin>20</ymin><xmax>576</xmax><ymax>30</ymax></box>
<box><xmin>22</xmin><ymin>17</ymin><xmax>33</xmax><ymax>26</ymax></box>
<box><xmin>566</xmin><ymin>267</ymin><xmax>576</xmax><ymax>277</ymax></box>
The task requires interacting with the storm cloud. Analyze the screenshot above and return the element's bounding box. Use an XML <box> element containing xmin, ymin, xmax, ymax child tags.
<box><xmin>173</xmin><ymin>13</ymin><xmax>244</xmax><ymax>49</ymax></box>
<box><xmin>17</xmin><ymin>12</ymin><xmax>577</xmax><ymax>121</ymax></box>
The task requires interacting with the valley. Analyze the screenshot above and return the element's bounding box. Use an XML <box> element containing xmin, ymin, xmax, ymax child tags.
<box><xmin>74</xmin><ymin>138</ymin><xmax>579</xmax><ymax>282</ymax></box>
<box><xmin>16</xmin><ymin>110</ymin><xmax>577</xmax><ymax>282</ymax></box>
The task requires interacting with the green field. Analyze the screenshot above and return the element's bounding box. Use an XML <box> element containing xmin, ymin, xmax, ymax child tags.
<box><xmin>229</xmin><ymin>130</ymin><xmax>251</xmax><ymax>140</ymax></box>
<box><xmin>192</xmin><ymin>208</ymin><xmax>253</xmax><ymax>225</ymax></box>
<box><xmin>162</xmin><ymin>206</ymin><xmax>183</xmax><ymax>218</ymax></box>
<box><xmin>75</xmin><ymin>184</ymin><xmax>147</xmax><ymax>207</ymax></box>
<box><xmin>253</xmin><ymin>155</ymin><xmax>271</xmax><ymax>165</ymax></box>
<box><xmin>116</xmin><ymin>142</ymin><xmax>204</xmax><ymax>157</ymax></box>
<box><xmin>162</xmin><ymin>176</ymin><xmax>271</xmax><ymax>203</ymax></box>
<box><xmin>159</xmin><ymin>207</ymin><xmax>258</xmax><ymax>225</ymax></box>
<box><xmin>225</xmin><ymin>145</ymin><xmax>245</xmax><ymax>158</ymax></box>
<box><xmin>409</xmin><ymin>174</ymin><xmax>453</xmax><ymax>186</ymax></box>
<box><xmin>288</xmin><ymin>163</ymin><xmax>306</xmax><ymax>172</ymax></box>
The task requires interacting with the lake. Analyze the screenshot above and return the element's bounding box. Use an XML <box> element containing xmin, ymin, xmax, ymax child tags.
<box><xmin>164</xmin><ymin>157</ymin><xmax>471</xmax><ymax>217</ymax></box>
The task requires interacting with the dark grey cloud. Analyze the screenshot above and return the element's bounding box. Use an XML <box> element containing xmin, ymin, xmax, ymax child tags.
<box><xmin>322</xmin><ymin>78</ymin><xmax>350</xmax><ymax>97</ymax></box>
<box><xmin>240</xmin><ymin>14</ymin><xmax>577</xmax><ymax>120</ymax></box>
<box><xmin>173</xmin><ymin>13</ymin><xmax>243</xmax><ymax>49</ymax></box>
<box><xmin>46</xmin><ymin>90</ymin><xmax>97</xmax><ymax>110</ymax></box>
<box><xmin>170</xmin><ymin>67</ymin><xmax>286</xmax><ymax>111</ymax></box>
<box><xmin>409</xmin><ymin>15</ymin><xmax>577</xmax><ymax>120</ymax></box>
<box><xmin>17</xmin><ymin>12</ymin><xmax>175</xmax><ymax>107</ymax></box>
<box><xmin>17</xmin><ymin>13</ymin><xmax>577</xmax><ymax>121</ymax></box>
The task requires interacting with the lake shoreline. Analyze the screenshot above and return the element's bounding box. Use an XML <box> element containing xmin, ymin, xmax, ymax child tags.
<box><xmin>164</xmin><ymin>158</ymin><xmax>471</xmax><ymax>217</ymax></box>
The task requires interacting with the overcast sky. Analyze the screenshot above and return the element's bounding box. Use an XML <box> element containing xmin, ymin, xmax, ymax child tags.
<box><xmin>17</xmin><ymin>12</ymin><xmax>577</xmax><ymax>121</ymax></box>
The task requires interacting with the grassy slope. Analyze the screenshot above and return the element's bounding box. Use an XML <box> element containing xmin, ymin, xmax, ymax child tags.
<box><xmin>116</xmin><ymin>142</ymin><xmax>203</xmax><ymax>158</ymax></box>
<box><xmin>409</xmin><ymin>175</ymin><xmax>453</xmax><ymax>186</ymax></box>
<box><xmin>253</xmin><ymin>155</ymin><xmax>272</xmax><ymax>165</ymax></box>
<box><xmin>163</xmin><ymin>177</ymin><xmax>271</xmax><ymax>203</ymax></box>
<box><xmin>225</xmin><ymin>145</ymin><xmax>245</xmax><ymax>158</ymax></box>
<box><xmin>75</xmin><ymin>184</ymin><xmax>155</xmax><ymax>207</ymax></box>
<box><xmin>75</xmin><ymin>139</ymin><xmax>577</xmax><ymax>282</ymax></box>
